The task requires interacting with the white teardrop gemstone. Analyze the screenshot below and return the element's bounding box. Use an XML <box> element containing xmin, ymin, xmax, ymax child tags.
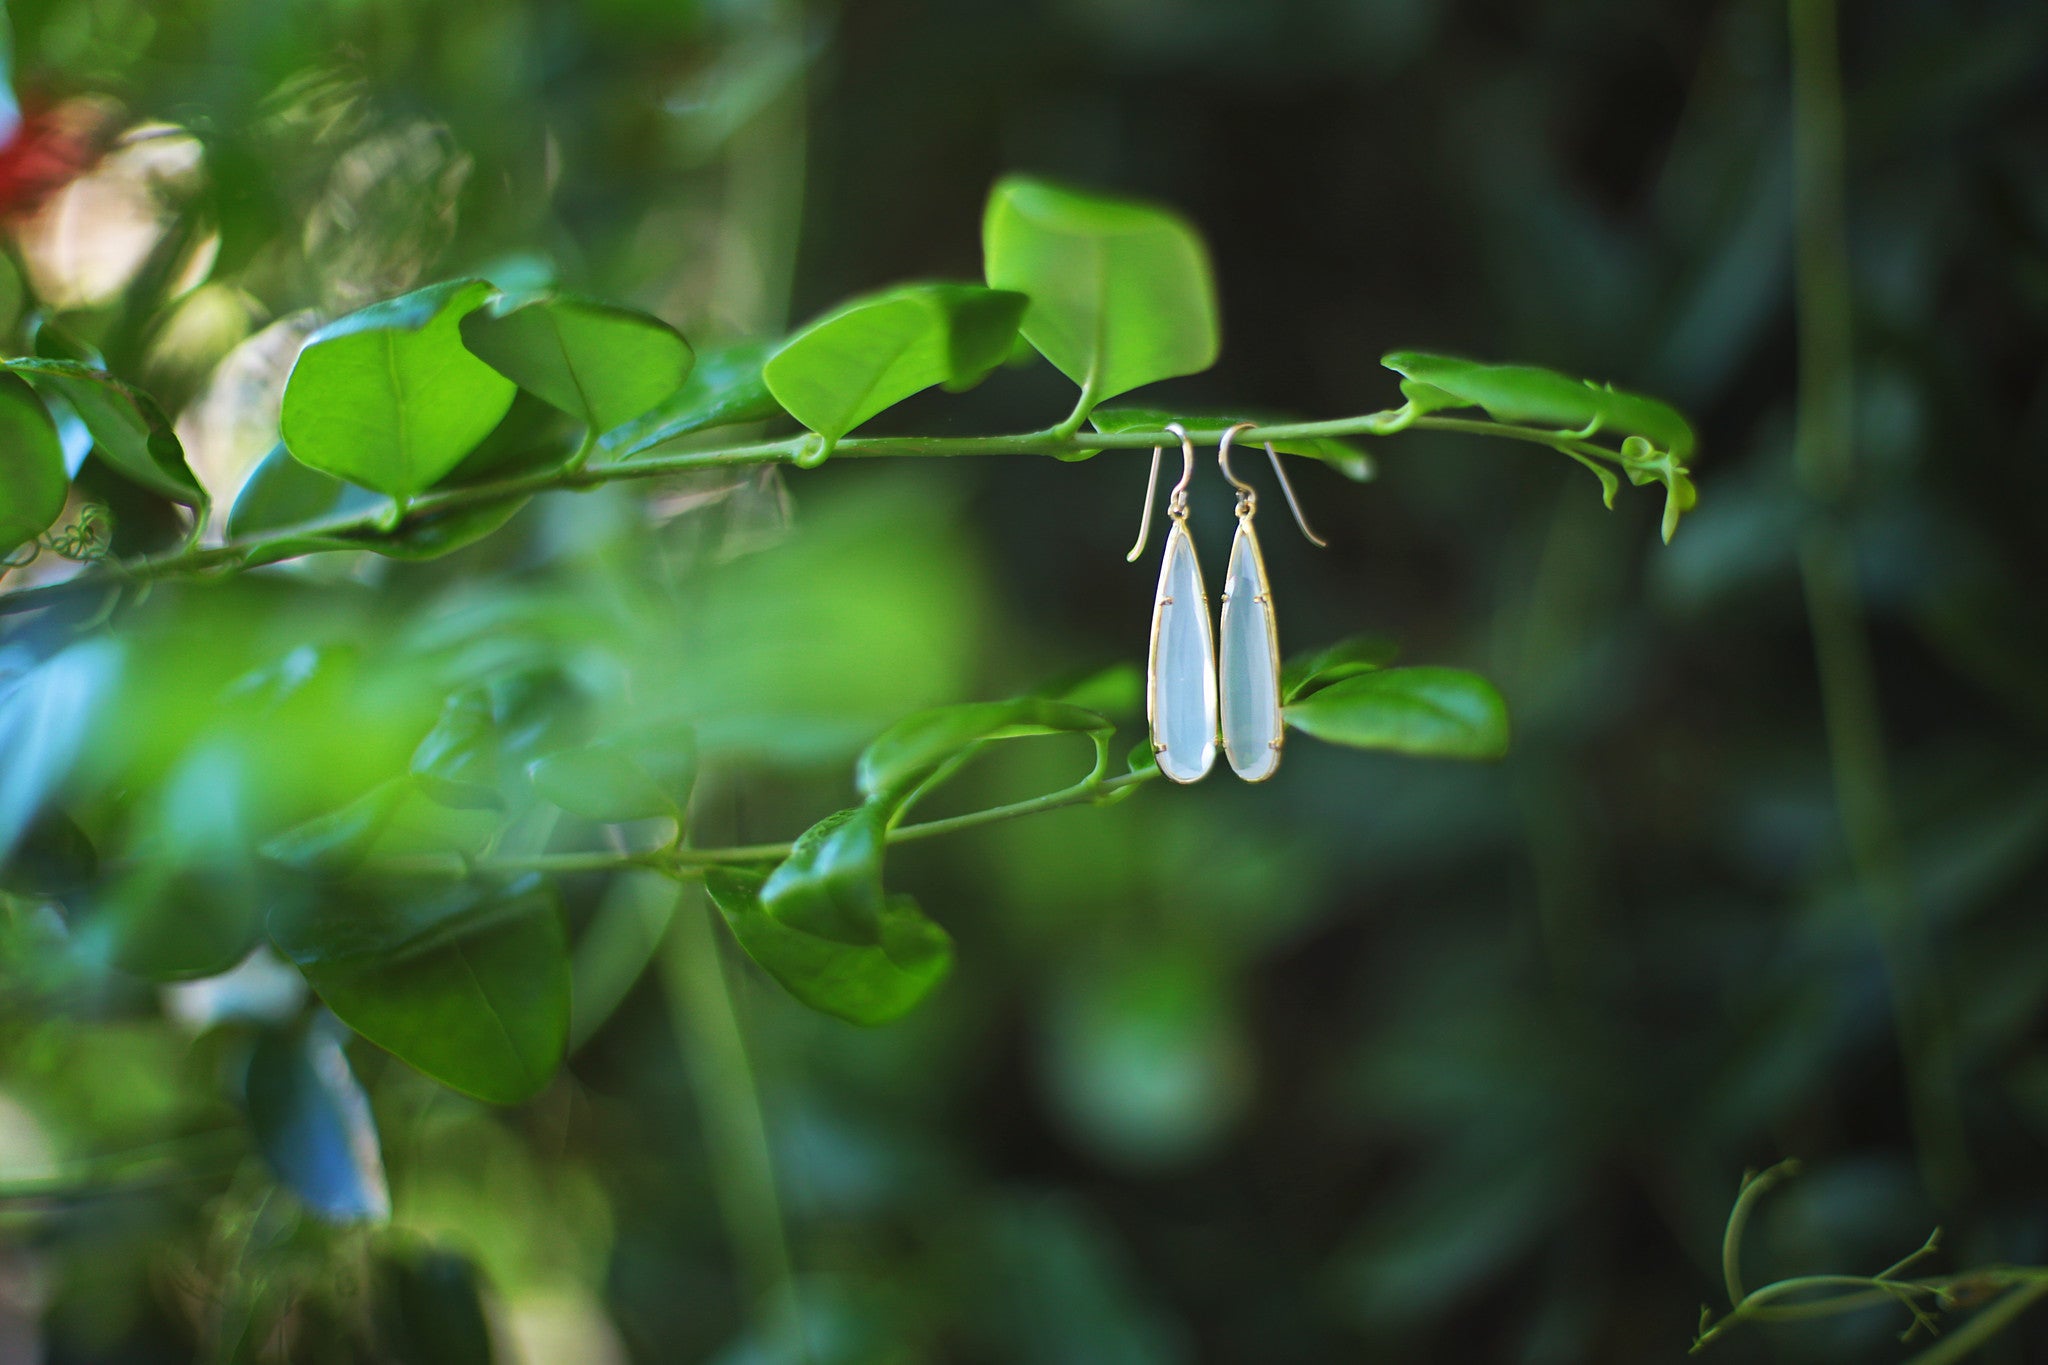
<box><xmin>1149</xmin><ymin>518</ymin><xmax>1217</xmax><ymax>783</ymax></box>
<box><xmin>1219</xmin><ymin>519</ymin><xmax>1282</xmax><ymax>781</ymax></box>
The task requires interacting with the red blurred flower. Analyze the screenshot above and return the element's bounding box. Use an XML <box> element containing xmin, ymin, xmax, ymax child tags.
<box><xmin>0</xmin><ymin>98</ymin><xmax>116</xmax><ymax>217</ymax></box>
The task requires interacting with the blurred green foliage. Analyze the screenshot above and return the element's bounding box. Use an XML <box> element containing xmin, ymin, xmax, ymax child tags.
<box><xmin>0</xmin><ymin>0</ymin><xmax>2043</xmax><ymax>1362</ymax></box>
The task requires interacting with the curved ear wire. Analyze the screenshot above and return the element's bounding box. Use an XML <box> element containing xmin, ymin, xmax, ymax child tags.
<box><xmin>1216</xmin><ymin>422</ymin><xmax>1329</xmax><ymax>548</ymax></box>
<box><xmin>1264</xmin><ymin>441</ymin><xmax>1329</xmax><ymax>549</ymax></box>
<box><xmin>1126</xmin><ymin>422</ymin><xmax>1199</xmax><ymax>562</ymax></box>
<box><xmin>1216</xmin><ymin>421</ymin><xmax>1260</xmax><ymax>500</ymax></box>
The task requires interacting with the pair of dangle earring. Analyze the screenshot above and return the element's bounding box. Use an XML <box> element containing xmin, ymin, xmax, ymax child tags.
<box><xmin>1128</xmin><ymin>422</ymin><xmax>1325</xmax><ymax>784</ymax></box>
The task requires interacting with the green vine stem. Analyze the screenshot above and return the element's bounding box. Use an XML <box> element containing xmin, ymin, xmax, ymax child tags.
<box><xmin>0</xmin><ymin>408</ymin><xmax>1646</xmax><ymax>619</ymax></box>
<box><xmin>661</xmin><ymin>885</ymin><xmax>809</xmax><ymax>1362</ymax></box>
<box><xmin>358</xmin><ymin>765</ymin><xmax>1154</xmax><ymax>883</ymax></box>
<box><xmin>1786</xmin><ymin>0</ymin><xmax>1970</xmax><ymax>1201</ymax></box>
<box><xmin>1693</xmin><ymin>1159</ymin><xmax>2048</xmax><ymax>1358</ymax></box>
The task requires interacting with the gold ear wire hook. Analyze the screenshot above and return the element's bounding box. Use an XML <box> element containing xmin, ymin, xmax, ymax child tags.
<box><xmin>1216</xmin><ymin>421</ymin><xmax>1329</xmax><ymax>548</ymax></box>
<box><xmin>1264</xmin><ymin>441</ymin><xmax>1329</xmax><ymax>548</ymax></box>
<box><xmin>1126</xmin><ymin>422</ymin><xmax>1199</xmax><ymax>562</ymax></box>
<box><xmin>1216</xmin><ymin>421</ymin><xmax>1259</xmax><ymax>502</ymax></box>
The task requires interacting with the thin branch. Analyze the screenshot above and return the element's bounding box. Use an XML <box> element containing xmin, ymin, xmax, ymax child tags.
<box><xmin>359</xmin><ymin>767</ymin><xmax>1157</xmax><ymax>883</ymax></box>
<box><xmin>0</xmin><ymin>409</ymin><xmax>1664</xmax><ymax>618</ymax></box>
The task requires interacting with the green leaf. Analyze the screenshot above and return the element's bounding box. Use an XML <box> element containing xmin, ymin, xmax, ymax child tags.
<box><xmin>763</xmin><ymin>282</ymin><xmax>1026</xmax><ymax>449</ymax></box>
<box><xmin>707</xmin><ymin>867</ymin><xmax>953</xmax><ymax>1026</ymax></box>
<box><xmin>1281</xmin><ymin>634</ymin><xmax>1401</xmax><ymax>704</ymax></box>
<box><xmin>0</xmin><ymin>808</ymin><xmax>97</xmax><ymax>896</ymax></box>
<box><xmin>1088</xmin><ymin>406</ymin><xmax>1375</xmax><ymax>480</ymax></box>
<box><xmin>1037</xmin><ymin>661</ymin><xmax>1145</xmax><ymax>720</ymax></box>
<box><xmin>0</xmin><ymin>371</ymin><xmax>67</xmax><ymax>555</ymax></box>
<box><xmin>459</xmin><ymin>292</ymin><xmax>692</xmax><ymax>435</ymax></box>
<box><xmin>374</xmin><ymin>1246</ymin><xmax>497</xmax><ymax>1365</ymax></box>
<box><xmin>280</xmin><ymin>280</ymin><xmax>517</xmax><ymax>499</ymax></box>
<box><xmin>1619</xmin><ymin>434</ymin><xmax>1700</xmax><ymax>545</ymax></box>
<box><xmin>94</xmin><ymin>748</ymin><xmax>260</xmax><ymax>981</ymax></box>
<box><xmin>269</xmin><ymin>876</ymin><xmax>538</xmax><ymax>966</ymax></box>
<box><xmin>243</xmin><ymin>1018</ymin><xmax>390</xmax><ymax>1224</ymax></box>
<box><xmin>1</xmin><ymin>358</ymin><xmax>204</xmax><ymax>505</ymax></box>
<box><xmin>95</xmin><ymin>864</ymin><xmax>261</xmax><ymax>981</ymax></box>
<box><xmin>1284</xmin><ymin>667</ymin><xmax>1510</xmax><ymax>760</ymax></box>
<box><xmin>527</xmin><ymin>740</ymin><xmax>687</xmax><ymax>823</ymax></box>
<box><xmin>227</xmin><ymin>442</ymin><xmax>367</xmax><ymax>540</ymax></box>
<box><xmin>410</xmin><ymin>689</ymin><xmax>502</xmax><ymax>810</ymax></box>
<box><xmin>983</xmin><ymin>176</ymin><xmax>1219</xmax><ymax>407</ymax></box>
<box><xmin>856</xmin><ymin>697</ymin><xmax>1113</xmax><ymax>802</ymax></box>
<box><xmin>260</xmin><ymin>779</ymin><xmax>412</xmax><ymax>875</ymax></box>
<box><xmin>229</xmin><ymin>444</ymin><xmax>529</xmax><ymax>563</ymax></box>
<box><xmin>758</xmin><ymin>805</ymin><xmax>887</xmax><ymax>945</ymax></box>
<box><xmin>1380</xmin><ymin>351</ymin><xmax>1695</xmax><ymax>461</ymax></box>
<box><xmin>598</xmin><ymin>341</ymin><xmax>785</xmax><ymax>459</ymax></box>
<box><xmin>299</xmin><ymin>888</ymin><xmax>569</xmax><ymax>1105</ymax></box>
<box><xmin>367</xmin><ymin>498</ymin><xmax>530</xmax><ymax>561</ymax></box>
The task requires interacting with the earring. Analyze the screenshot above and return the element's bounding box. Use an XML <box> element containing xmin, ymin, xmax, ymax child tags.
<box><xmin>1215</xmin><ymin>422</ymin><xmax>1327</xmax><ymax>782</ymax></box>
<box><xmin>1127</xmin><ymin>423</ymin><xmax>1216</xmax><ymax>783</ymax></box>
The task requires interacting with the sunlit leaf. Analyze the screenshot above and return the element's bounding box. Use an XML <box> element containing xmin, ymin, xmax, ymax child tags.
<box><xmin>460</xmin><ymin>292</ymin><xmax>692</xmax><ymax>434</ymax></box>
<box><xmin>1</xmin><ymin>358</ymin><xmax>204</xmax><ymax>505</ymax></box>
<box><xmin>280</xmin><ymin>280</ymin><xmax>516</xmax><ymax>498</ymax></box>
<box><xmin>983</xmin><ymin>177</ymin><xmax>1218</xmax><ymax>407</ymax></box>
<box><xmin>1381</xmin><ymin>351</ymin><xmax>1695</xmax><ymax>460</ymax></box>
<box><xmin>707</xmin><ymin>867</ymin><xmax>952</xmax><ymax>1026</ymax></box>
<box><xmin>0</xmin><ymin>372</ymin><xmax>67</xmax><ymax>554</ymax></box>
<box><xmin>763</xmin><ymin>282</ymin><xmax>1025</xmax><ymax>449</ymax></box>
<box><xmin>243</xmin><ymin>1018</ymin><xmax>390</xmax><ymax>1224</ymax></box>
<box><xmin>1283</xmin><ymin>667</ymin><xmax>1510</xmax><ymax>759</ymax></box>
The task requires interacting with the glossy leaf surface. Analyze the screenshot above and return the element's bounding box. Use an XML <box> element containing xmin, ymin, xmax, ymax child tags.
<box><xmin>707</xmin><ymin>868</ymin><xmax>953</xmax><ymax>1026</ymax></box>
<box><xmin>758</xmin><ymin>805</ymin><xmax>887</xmax><ymax>945</ymax></box>
<box><xmin>1381</xmin><ymin>351</ymin><xmax>1694</xmax><ymax>459</ymax></box>
<box><xmin>460</xmin><ymin>292</ymin><xmax>692</xmax><ymax>434</ymax></box>
<box><xmin>763</xmin><ymin>283</ymin><xmax>1025</xmax><ymax>446</ymax></box>
<box><xmin>0</xmin><ymin>372</ymin><xmax>67</xmax><ymax>554</ymax></box>
<box><xmin>1281</xmin><ymin>635</ymin><xmax>1401</xmax><ymax>704</ymax></box>
<box><xmin>983</xmin><ymin>177</ymin><xmax>1218</xmax><ymax>405</ymax></box>
<box><xmin>280</xmin><ymin>280</ymin><xmax>516</xmax><ymax>498</ymax></box>
<box><xmin>3</xmin><ymin>358</ymin><xmax>203</xmax><ymax>505</ymax></box>
<box><xmin>599</xmin><ymin>341</ymin><xmax>784</xmax><ymax>458</ymax></box>
<box><xmin>1283</xmin><ymin>666</ymin><xmax>1510</xmax><ymax>760</ymax></box>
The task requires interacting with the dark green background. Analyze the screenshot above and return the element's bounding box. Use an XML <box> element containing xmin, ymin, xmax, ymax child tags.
<box><xmin>3</xmin><ymin>0</ymin><xmax>2046</xmax><ymax>1361</ymax></box>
